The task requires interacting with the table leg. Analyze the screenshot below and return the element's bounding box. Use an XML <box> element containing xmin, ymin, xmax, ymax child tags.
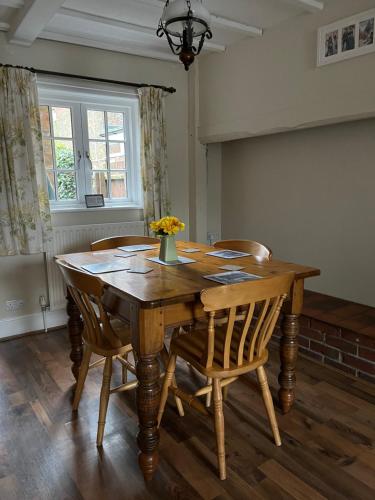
<box><xmin>278</xmin><ymin>279</ymin><xmax>304</xmax><ymax>414</ymax></box>
<box><xmin>66</xmin><ymin>288</ymin><xmax>83</xmax><ymax>382</ymax></box>
<box><xmin>278</xmin><ymin>313</ymin><xmax>299</xmax><ymax>414</ymax></box>
<box><xmin>131</xmin><ymin>306</ymin><xmax>164</xmax><ymax>481</ymax></box>
<box><xmin>136</xmin><ymin>353</ymin><xmax>161</xmax><ymax>481</ymax></box>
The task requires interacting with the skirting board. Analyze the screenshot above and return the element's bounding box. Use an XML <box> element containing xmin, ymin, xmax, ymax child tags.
<box><xmin>0</xmin><ymin>308</ymin><xmax>67</xmax><ymax>340</ymax></box>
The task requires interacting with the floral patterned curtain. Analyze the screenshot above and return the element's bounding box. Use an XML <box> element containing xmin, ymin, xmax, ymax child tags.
<box><xmin>0</xmin><ymin>67</ymin><xmax>51</xmax><ymax>255</ymax></box>
<box><xmin>138</xmin><ymin>87</ymin><xmax>171</xmax><ymax>234</ymax></box>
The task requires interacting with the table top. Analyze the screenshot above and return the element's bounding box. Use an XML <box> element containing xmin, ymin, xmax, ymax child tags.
<box><xmin>57</xmin><ymin>241</ymin><xmax>320</xmax><ymax>307</ymax></box>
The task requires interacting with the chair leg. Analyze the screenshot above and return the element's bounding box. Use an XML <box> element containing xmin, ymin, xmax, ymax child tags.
<box><xmin>213</xmin><ymin>378</ymin><xmax>226</xmax><ymax>480</ymax></box>
<box><xmin>121</xmin><ymin>352</ymin><xmax>128</xmax><ymax>384</ymax></box>
<box><xmin>157</xmin><ymin>353</ymin><xmax>177</xmax><ymax>427</ymax></box>
<box><xmin>256</xmin><ymin>365</ymin><xmax>281</xmax><ymax>446</ymax></box>
<box><xmin>97</xmin><ymin>356</ymin><xmax>113</xmax><ymax>447</ymax></box>
<box><xmin>206</xmin><ymin>377</ymin><xmax>213</xmax><ymax>407</ymax></box>
<box><xmin>72</xmin><ymin>347</ymin><xmax>92</xmax><ymax>411</ymax></box>
<box><xmin>222</xmin><ymin>385</ymin><xmax>229</xmax><ymax>401</ymax></box>
<box><xmin>161</xmin><ymin>345</ymin><xmax>184</xmax><ymax>417</ymax></box>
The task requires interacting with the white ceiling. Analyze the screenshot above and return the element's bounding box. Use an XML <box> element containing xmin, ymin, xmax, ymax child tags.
<box><xmin>0</xmin><ymin>0</ymin><xmax>326</xmax><ymax>63</ymax></box>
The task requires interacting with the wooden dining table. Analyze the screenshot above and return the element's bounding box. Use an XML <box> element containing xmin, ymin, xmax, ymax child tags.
<box><xmin>57</xmin><ymin>240</ymin><xmax>320</xmax><ymax>481</ymax></box>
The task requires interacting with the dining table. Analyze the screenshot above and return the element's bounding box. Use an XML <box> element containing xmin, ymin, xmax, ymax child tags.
<box><xmin>57</xmin><ymin>240</ymin><xmax>320</xmax><ymax>481</ymax></box>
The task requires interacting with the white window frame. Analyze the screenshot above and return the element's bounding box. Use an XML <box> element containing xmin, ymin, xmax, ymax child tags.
<box><xmin>38</xmin><ymin>77</ymin><xmax>143</xmax><ymax>212</ymax></box>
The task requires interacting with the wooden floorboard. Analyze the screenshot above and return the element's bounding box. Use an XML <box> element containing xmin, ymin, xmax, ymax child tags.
<box><xmin>0</xmin><ymin>329</ymin><xmax>374</xmax><ymax>500</ymax></box>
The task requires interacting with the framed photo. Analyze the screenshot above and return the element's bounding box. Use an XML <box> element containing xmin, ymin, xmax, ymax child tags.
<box><xmin>317</xmin><ymin>9</ymin><xmax>375</xmax><ymax>66</ymax></box>
<box><xmin>85</xmin><ymin>194</ymin><xmax>105</xmax><ymax>208</ymax></box>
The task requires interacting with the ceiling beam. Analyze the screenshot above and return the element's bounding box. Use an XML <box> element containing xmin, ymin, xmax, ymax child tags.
<box><xmin>39</xmin><ymin>31</ymin><xmax>179</xmax><ymax>63</ymax></box>
<box><xmin>0</xmin><ymin>0</ymin><xmax>23</xmax><ymax>7</ymax></box>
<box><xmin>136</xmin><ymin>0</ymin><xmax>262</xmax><ymax>35</ymax></box>
<box><xmin>280</xmin><ymin>0</ymin><xmax>324</xmax><ymax>13</ymax></box>
<box><xmin>7</xmin><ymin>0</ymin><xmax>65</xmax><ymax>46</ymax></box>
<box><xmin>57</xmin><ymin>8</ymin><xmax>226</xmax><ymax>52</ymax></box>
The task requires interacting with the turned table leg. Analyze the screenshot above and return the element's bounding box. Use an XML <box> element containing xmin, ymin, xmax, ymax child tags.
<box><xmin>278</xmin><ymin>313</ymin><xmax>299</xmax><ymax>414</ymax></box>
<box><xmin>278</xmin><ymin>279</ymin><xmax>304</xmax><ymax>414</ymax></box>
<box><xmin>66</xmin><ymin>288</ymin><xmax>83</xmax><ymax>383</ymax></box>
<box><xmin>136</xmin><ymin>353</ymin><xmax>161</xmax><ymax>481</ymax></box>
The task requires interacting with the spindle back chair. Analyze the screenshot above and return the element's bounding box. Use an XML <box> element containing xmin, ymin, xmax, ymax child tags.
<box><xmin>90</xmin><ymin>235</ymin><xmax>159</xmax><ymax>251</ymax></box>
<box><xmin>158</xmin><ymin>272</ymin><xmax>294</xmax><ymax>480</ymax></box>
<box><xmin>57</xmin><ymin>260</ymin><xmax>137</xmax><ymax>446</ymax></box>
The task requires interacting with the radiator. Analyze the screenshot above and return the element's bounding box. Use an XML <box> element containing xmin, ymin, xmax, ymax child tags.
<box><xmin>46</xmin><ymin>221</ymin><xmax>144</xmax><ymax>310</ymax></box>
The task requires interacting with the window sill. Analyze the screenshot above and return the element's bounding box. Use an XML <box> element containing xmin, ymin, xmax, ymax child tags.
<box><xmin>50</xmin><ymin>205</ymin><xmax>143</xmax><ymax>214</ymax></box>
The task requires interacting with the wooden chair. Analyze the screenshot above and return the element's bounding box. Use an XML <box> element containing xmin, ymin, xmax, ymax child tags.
<box><xmin>57</xmin><ymin>260</ymin><xmax>138</xmax><ymax>447</ymax></box>
<box><xmin>90</xmin><ymin>235</ymin><xmax>160</xmax><ymax>251</ymax></box>
<box><xmin>214</xmin><ymin>239</ymin><xmax>272</xmax><ymax>262</ymax></box>
<box><xmin>157</xmin><ymin>273</ymin><xmax>294</xmax><ymax>480</ymax></box>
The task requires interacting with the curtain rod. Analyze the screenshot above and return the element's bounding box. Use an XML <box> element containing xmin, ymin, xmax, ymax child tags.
<box><xmin>0</xmin><ymin>63</ymin><xmax>177</xmax><ymax>94</ymax></box>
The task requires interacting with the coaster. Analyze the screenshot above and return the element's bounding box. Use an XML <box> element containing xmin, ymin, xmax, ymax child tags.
<box><xmin>147</xmin><ymin>256</ymin><xmax>196</xmax><ymax>266</ymax></box>
<box><xmin>181</xmin><ymin>248</ymin><xmax>201</xmax><ymax>254</ymax></box>
<box><xmin>127</xmin><ymin>267</ymin><xmax>153</xmax><ymax>274</ymax></box>
<box><xmin>114</xmin><ymin>253</ymin><xmax>137</xmax><ymax>258</ymax></box>
<box><xmin>219</xmin><ymin>264</ymin><xmax>245</xmax><ymax>271</ymax></box>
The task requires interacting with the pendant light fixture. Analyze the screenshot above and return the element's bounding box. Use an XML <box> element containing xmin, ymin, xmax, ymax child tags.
<box><xmin>157</xmin><ymin>0</ymin><xmax>212</xmax><ymax>71</ymax></box>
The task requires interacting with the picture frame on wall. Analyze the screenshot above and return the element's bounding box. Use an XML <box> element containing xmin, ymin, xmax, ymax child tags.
<box><xmin>85</xmin><ymin>194</ymin><xmax>105</xmax><ymax>208</ymax></box>
<box><xmin>317</xmin><ymin>9</ymin><xmax>375</xmax><ymax>66</ymax></box>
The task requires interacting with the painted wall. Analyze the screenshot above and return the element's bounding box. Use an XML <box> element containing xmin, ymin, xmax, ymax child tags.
<box><xmin>0</xmin><ymin>34</ymin><xmax>188</xmax><ymax>330</ymax></box>
<box><xmin>221</xmin><ymin>119</ymin><xmax>375</xmax><ymax>307</ymax></box>
<box><xmin>199</xmin><ymin>0</ymin><xmax>375</xmax><ymax>143</ymax></box>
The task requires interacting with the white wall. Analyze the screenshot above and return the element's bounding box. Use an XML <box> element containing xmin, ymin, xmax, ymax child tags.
<box><xmin>222</xmin><ymin>119</ymin><xmax>375</xmax><ymax>307</ymax></box>
<box><xmin>0</xmin><ymin>34</ymin><xmax>189</xmax><ymax>332</ymax></box>
<box><xmin>199</xmin><ymin>0</ymin><xmax>375</xmax><ymax>143</ymax></box>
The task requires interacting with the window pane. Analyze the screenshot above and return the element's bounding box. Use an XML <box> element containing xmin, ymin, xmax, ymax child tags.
<box><xmin>109</xmin><ymin>142</ymin><xmax>125</xmax><ymax>170</ymax></box>
<box><xmin>52</xmin><ymin>107</ymin><xmax>72</xmax><ymax>138</ymax></box>
<box><xmin>55</xmin><ymin>140</ymin><xmax>75</xmax><ymax>169</ymax></box>
<box><xmin>91</xmin><ymin>171</ymin><xmax>108</xmax><ymax>198</ymax></box>
<box><xmin>57</xmin><ymin>172</ymin><xmax>76</xmax><ymax>200</ymax></box>
<box><xmin>88</xmin><ymin>110</ymin><xmax>105</xmax><ymax>139</ymax></box>
<box><xmin>110</xmin><ymin>172</ymin><xmax>127</xmax><ymax>198</ymax></box>
<box><xmin>40</xmin><ymin>106</ymin><xmax>51</xmax><ymax>136</ymax></box>
<box><xmin>42</xmin><ymin>139</ymin><xmax>54</xmax><ymax>169</ymax></box>
<box><xmin>107</xmin><ymin>112</ymin><xmax>124</xmax><ymax>141</ymax></box>
<box><xmin>89</xmin><ymin>141</ymin><xmax>107</xmax><ymax>170</ymax></box>
<box><xmin>46</xmin><ymin>171</ymin><xmax>56</xmax><ymax>200</ymax></box>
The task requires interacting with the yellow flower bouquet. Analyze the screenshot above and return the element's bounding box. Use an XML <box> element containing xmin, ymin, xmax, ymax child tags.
<box><xmin>150</xmin><ymin>216</ymin><xmax>185</xmax><ymax>236</ymax></box>
<box><xmin>150</xmin><ymin>216</ymin><xmax>185</xmax><ymax>263</ymax></box>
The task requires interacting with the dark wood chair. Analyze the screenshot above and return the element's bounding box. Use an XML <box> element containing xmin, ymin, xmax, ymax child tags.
<box><xmin>57</xmin><ymin>260</ymin><xmax>138</xmax><ymax>446</ymax></box>
<box><xmin>158</xmin><ymin>273</ymin><xmax>294</xmax><ymax>480</ymax></box>
<box><xmin>214</xmin><ymin>239</ymin><xmax>272</xmax><ymax>262</ymax></box>
<box><xmin>90</xmin><ymin>235</ymin><xmax>159</xmax><ymax>251</ymax></box>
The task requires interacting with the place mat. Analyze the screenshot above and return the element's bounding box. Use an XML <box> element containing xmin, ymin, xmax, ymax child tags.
<box><xmin>118</xmin><ymin>244</ymin><xmax>156</xmax><ymax>252</ymax></box>
<box><xmin>204</xmin><ymin>271</ymin><xmax>261</xmax><ymax>285</ymax></box>
<box><xmin>146</xmin><ymin>256</ymin><xmax>196</xmax><ymax>266</ymax></box>
<box><xmin>206</xmin><ymin>250</ymin><xmax>251</xmax><ymax>259</ymax></box>
<box><xmin>81</xmin><ymin>262</ymin><xmax>130</xmax><ymax>274</ymax></box>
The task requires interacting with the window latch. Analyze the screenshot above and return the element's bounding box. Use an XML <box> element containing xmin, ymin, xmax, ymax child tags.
<box><xmin>85</xmin><ymin>151</ymin><xmax>92</xmax><ymax>169</ymax></box>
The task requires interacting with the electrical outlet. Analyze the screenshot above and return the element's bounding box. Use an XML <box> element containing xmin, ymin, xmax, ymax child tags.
<box><xmin>5</xmin><ymin>299</ymin><xmax>25</xmax><ymax>312</ymax></box>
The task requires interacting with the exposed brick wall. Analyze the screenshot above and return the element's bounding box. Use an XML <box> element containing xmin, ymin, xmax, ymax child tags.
<box><xmin>271</xmin><ymin>315</ymin><xmax>375</xmax><ymax>384</ymax></box>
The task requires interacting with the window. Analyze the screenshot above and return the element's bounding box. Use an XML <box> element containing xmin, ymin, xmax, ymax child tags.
<box><xmin>38</xmin><ymin>79</ymin><xmax>142</xmax><ymax>210</ymax></box>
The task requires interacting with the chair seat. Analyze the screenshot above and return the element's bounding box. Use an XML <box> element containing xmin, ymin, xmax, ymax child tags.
<box><xmin>171</xmin><ymin>326</ymin><xmax>268</xmax><ymax>378</ymax></box>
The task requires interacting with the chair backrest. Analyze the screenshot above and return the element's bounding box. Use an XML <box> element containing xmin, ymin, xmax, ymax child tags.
<box><xmin>91</xmin><ymin>235</ymin><xmax>160</xmax><ymax>251</ymax></box>
<box><xmin>56</xmin><ymin>260</ymin><xmax>120</xmax><ymax>348</ymax></box>
<box><xmin>214</xmin><ymin>239</ymin><xmax>272</xmax><ymax>262</ymax></box>
<box><xmin>200</xmin><ymin>273</ymin><xmax>294</xmax><ymax>370</ymax></box>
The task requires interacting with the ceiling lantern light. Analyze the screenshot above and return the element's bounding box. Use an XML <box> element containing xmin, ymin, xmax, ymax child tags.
<box><xmin>157</xmin><ymin>0</ymin><xmax>212</xmax><ymax>71</ymax></box>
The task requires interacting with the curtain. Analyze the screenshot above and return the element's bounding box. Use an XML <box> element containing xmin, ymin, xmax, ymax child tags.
<box><xmin>138</xmin><ymin>87</ymin><xmax>171</xmax><ymax>235</ymax></box>
<box><xmin>0</xmin><ymin>67</ymin><xmax>51</xmax><ymax>255</ymax></box>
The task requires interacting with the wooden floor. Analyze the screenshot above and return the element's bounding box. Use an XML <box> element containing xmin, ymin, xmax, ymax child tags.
<box><xmin>0</xmin><ymin>329</ymin><xmax>374</xmax><ymax>500</ymax></box>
